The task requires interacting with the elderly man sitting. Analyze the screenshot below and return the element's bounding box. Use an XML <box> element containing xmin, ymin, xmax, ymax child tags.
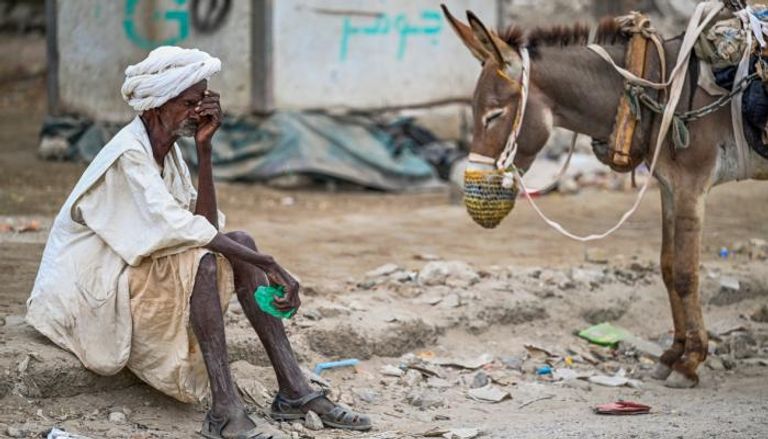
<box><xmin>26</xmin><ymin>46</ymin><xmax>370</xmax><ymax>438</ymax></box>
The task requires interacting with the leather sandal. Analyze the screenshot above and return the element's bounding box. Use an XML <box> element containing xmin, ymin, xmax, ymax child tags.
<box><xmin>269</xmin><ymin>389</ymin><xmax>372</xmax><ymax>431</ymax></box>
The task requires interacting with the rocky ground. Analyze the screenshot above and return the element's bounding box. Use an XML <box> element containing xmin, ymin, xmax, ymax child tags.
<box><xmin>1</xmin><ymin>249</ymin><xmax>767</xmax><ymax>438</ymax></box>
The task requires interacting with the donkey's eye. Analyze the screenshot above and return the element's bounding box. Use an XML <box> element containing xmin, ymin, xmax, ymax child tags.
<box><xmin>483</xmin><ymin>109</ymin><xmax>505</xmax><ymax>127</ymax></box>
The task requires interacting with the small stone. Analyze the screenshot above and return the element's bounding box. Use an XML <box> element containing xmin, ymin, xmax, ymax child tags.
<box><xmin>366</xmin><ymin>263</ymin><xmax>400</xmax><ymax>278</ymax></box>
<box><xmin>730</xmin><ymin>333</ymin><xmax>758</xmax><ymax>359</ymax></box>
<box><xmin>403</xmin><ymin>369</ymin><xmax>423</xmax><ymax>387</ymax></box>
<box><xmin>108</xmin><ymin>411</ymin><xmax>127</xmax><ymax>423</ymax></box>
<box><xmin>552</xmin><ymin>368</ymin><xmax>579</xmax><ymax>381</ymax></box>
<box><xmin>406</xmin><ymin>390</ymin><xmax>444</xmax><ymax>409</ymax></box>
<box><xmin>707</xmin><ymin>356</ymin><xmax>726</xmax><ymax>371</ymax></box>
<box><xmin>390</xmin><ymin>270</ymin><xmax>414</xmax><ymax>283</ymax></box>
<box><xmin>751</xmin><ymin>305</ymin><xmax>768</xmax><ymax>323</ymax></box>
<box><xmin>444</xmin><ymin>428</ymin><xmax>481</xmax><ymax>439</ymax></box>
<box><xmin>16</xmin><ymin>355</ymin><xmax>30</xmax><ymax>374</ymax></box>
<box><xmin>6</xmin><ymin>426</ymin><xmax>26</xmax><ymax>438</ymax></box>
<box><xmin>620</xmin><ymin>335</ymin><xmax>664</xmax><ymax>359</ymax></box>
<box><xmin>380</xmin><ymin>365</ymin><xmax>404</xmax><ymax>377</ymax></box>
<box><xmin>470</xmin><ymin>371</ymin><xmax>489</xmax><ymax>389</ymax></box>
<box><xmin>418</xmin><ymin>261</ymin><xmax>479</xmax><ymax>286</ymax></box>
<box><xmin>719</xmin><ymin>276</ymin><xmax>741</xmax><ymax>291</ymax></box>
<box><xmin>440</xmin><ymin>294</ymin><xmax>461</xmax><ymax>308</ymax></box>
<box><xmin>569</xmin><ymin>268</ymin><xmax>606</xmax><ymax>286</ymax></box>
<box><xmin>501</xmin><ymin>355</ymin><xmax>525</xmax><ymax>371</ymax></box>
<box><xmin>304</xmin><ymin>410</ymin><xmax>323</xmax><ymax>431</ymax></box>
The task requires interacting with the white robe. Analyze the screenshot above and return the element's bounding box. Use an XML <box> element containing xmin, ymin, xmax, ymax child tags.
<box><xmin>26</xmin><ymin>117</ymin><xmax>222</xmax><ymax>376</ymax></box>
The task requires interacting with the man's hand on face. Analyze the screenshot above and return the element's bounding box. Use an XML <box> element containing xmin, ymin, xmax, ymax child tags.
<box><xmin>194</xmin><ymin>89</ymin><xmax>222</xmax><ymax>151</ymax></box>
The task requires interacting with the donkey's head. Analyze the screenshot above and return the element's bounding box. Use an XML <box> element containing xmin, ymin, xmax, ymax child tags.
<box><xmin>443</xmin><ymin>6</ymin><xmax>554</xmax><ymax>228</ymax></box>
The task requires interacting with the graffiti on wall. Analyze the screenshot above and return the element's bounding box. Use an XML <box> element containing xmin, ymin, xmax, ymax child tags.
<box><xmin>339</xmin><ymin>9</ymin><xmax>444</xmax><ymax>61</ymax></box>
<box><xmin>123</xmin><ymin>0</ymin><xmax>231</xmax><ymax>49</ymax></box>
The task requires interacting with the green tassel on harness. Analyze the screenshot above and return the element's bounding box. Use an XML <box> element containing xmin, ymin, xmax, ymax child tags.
<box><xmin>672</xmin><ymin>116</ymin><xmax>690</xmax><ymax>150</ymax></box>
<box><xmin>254</xmin><ymin>285</ymin><xmax>297</xmax><ymax>319</ymax></box>
<box><xmin>626</xmin><ymin>87</ymin><xmax>642</xmax><ymax>121</ymax></box>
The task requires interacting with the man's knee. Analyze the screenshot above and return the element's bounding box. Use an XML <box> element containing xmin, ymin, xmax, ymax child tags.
<box><xmin>227</xmin><ymin>231</ymin><xmax>257</xmax><ymax>251</ymax></box>
<box><xmin>196</xmin><ymin>253</ymin><xmax>218</xmax><ymax>281</ymax></box>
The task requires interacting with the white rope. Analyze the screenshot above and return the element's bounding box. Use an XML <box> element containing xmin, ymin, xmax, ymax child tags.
<box><xmin>498</xmin><ymin>48</ymin><xmax>531</xmax><ymax>174</ymax></box>
<box><xmin>501</xmin><ymin>1</ymin><xmax>720</xmax><ymax>242</ymax></box>
<box><xmin>587</xmin><ymin>3</ymin><xmax>723</xmax><ymax>90</ymax></box>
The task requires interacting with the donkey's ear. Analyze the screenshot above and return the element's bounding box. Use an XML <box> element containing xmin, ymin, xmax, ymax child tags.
<box><xmin>441</xmin><ymin>4</ymin><xmax>489</xmax><ymax>62</ymax></box>
<box><xmin>466</xmin><ymin>10</ymin><xmax>520</xmax><ymax>72</ymax></box>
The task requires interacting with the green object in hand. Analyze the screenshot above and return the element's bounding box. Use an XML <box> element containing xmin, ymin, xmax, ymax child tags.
<box><xmin>254</xmin><ymin>285</ymin><xmax>296</xmax><ymax>319</ymax></box>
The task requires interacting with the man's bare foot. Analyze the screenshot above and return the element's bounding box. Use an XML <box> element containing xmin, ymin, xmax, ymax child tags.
<box><xmin>203</xmin><ymin>407</ymin><xmax>286</xmax><ymax>438</ymax></box>
<box><xmin>217</xmin><ymin>408</ymin><xmax>256</xmax><ymax>437</ymax></box>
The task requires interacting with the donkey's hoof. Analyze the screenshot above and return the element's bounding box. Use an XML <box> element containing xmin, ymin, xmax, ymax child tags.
<box><xmin>664</xmin><ymin>371</ymin><xmax>698</xmax><ymax>389</ymax></box>
<box><xmin>651</xmin><ymin>363</ymin><xmax>673</xmax><ymax>381</ymax></box>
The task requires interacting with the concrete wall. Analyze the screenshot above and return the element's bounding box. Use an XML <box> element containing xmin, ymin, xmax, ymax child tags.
<box><xmin>269</xmin><ymin>0</ymin><xmax>497</xmax><ymax>111</ymax></box>
<box><xmin>54</xmin><ymin>0</ymin><xmax>497</xmax><ymax>118</ymax></box>
<box><xmin>56</xmin><ymin>0</ymin><xmax>252</xmax><ymax>121</ymax></box>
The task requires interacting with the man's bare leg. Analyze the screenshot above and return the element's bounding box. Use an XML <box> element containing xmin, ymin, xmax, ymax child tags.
<box><xmin>225</xmin><ymin>232</ymin><xmax>335</xmax><ymax>415</ymax></box>
<box><xmin>190</xmin><ymin>253</ymin><xmax>256</xmax><ymax>435</ymax></box>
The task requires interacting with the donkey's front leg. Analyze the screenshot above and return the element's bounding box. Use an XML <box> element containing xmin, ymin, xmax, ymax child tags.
<box><xmin>652</xmin><ymin>183</ymin><xmax>688</xmax><ymax>381</ymax></box>
<box><xmin>666</xmin><ymin>192</ymin><xmax>708</xmax><ymax>388</ymax></box>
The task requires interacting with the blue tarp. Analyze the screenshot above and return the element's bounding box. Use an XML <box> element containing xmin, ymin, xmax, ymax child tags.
<box><xmin>41</xmin><ymin>111</ymin><xmax>459</xmax><ymax>192</ymax></box>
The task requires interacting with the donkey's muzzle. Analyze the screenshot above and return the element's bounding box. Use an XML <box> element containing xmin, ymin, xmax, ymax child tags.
<box><xmin>463</xmin><ymin>169</ymin><xmax>518</xmax><ymax>229</ymax></box>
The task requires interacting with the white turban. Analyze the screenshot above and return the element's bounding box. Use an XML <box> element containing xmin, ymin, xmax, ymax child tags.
<box><xmin>121</xmin><ymin>46</ymin><xmax>221</xmax><ymax>112</ymax></box>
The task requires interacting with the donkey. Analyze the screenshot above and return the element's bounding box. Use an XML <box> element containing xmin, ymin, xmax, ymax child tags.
<box><xmin>443</xmin><ymin>6</ymin><xmax>768</xmax><ymax>388</ymax></box>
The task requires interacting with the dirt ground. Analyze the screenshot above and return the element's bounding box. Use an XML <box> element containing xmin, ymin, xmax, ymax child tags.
<box><xmin>1</xmin><ymin>40</ymin><xmax>768</xmax><ymax>439</ymax></box>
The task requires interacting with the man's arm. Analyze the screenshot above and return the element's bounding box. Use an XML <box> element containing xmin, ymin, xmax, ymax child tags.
<box><xmin>192</xmin><ymin>90</ymin><xmax>300</xmax><ymax>311</ymax></box>
<box><xmin>205</xmin><ymin>233</ymin><xmax>301</xmax><ymax>311</ymax></box>
<box><xmin>193</xmin><ymin>89</ymin><xmax>221</xmax><ymax>228</ymax></box>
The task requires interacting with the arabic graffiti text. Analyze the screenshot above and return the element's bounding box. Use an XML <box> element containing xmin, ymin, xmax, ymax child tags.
<box><xmin>339</xmin><ymin>9</ymin><xmax>444</xmax><ymax>61</ymax></box>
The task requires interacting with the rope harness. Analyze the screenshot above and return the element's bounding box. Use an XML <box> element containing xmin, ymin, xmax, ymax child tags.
<box><xmin>465</xmin><ymin>1</ymin><xmax>733</xmax><ymax>240</ymax></box>
<box><xmin>626</xmin><ymin>71</ymin><xmax>759</xmax><ymax>151</ymax></box>
<box><xmin>609</xmin><ymin>12</ymin><xmax>667</xmax><ymax>169</ymax></box>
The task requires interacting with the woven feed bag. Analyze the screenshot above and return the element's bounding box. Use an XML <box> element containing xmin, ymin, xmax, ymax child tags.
<box><xmin>463</xmin><ymin>167</ymin><xmax>519</xmax><ymax>229</ymax></box>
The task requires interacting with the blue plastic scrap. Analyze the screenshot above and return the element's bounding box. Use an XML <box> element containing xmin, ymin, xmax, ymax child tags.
<box><xmin>313</xmin><ymin>359</ymin><xmax>360</xmax><ymax>375</ymax></box>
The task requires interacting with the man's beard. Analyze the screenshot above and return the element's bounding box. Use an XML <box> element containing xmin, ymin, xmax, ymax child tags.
<box><xmin>174</xmin><ymin>119</ymin><xmax>198</xmax><ymax>137</ymax></box>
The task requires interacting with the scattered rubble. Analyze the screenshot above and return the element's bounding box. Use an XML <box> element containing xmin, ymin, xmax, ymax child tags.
<box><xmin>2</xmin><ymin>258</ymin><xmax>766</xmax><ymax>437</ymax></box>
<box><xmin>418</xmin><ymin>261</ymin><xmax>479</xmax><ymax>287</ymax></box>
<box><xmin>731</xmin><ymin>238</ymin><xmax>768</xmax><ymax>260</ymax></box>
